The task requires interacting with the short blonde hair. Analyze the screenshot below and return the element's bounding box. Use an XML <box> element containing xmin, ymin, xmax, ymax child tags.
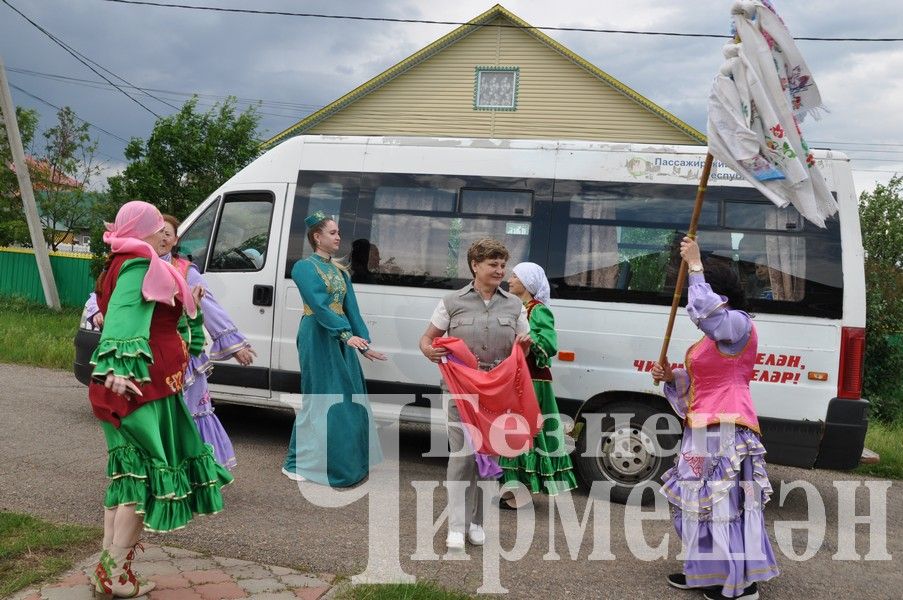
<box><xmin>466</xmin><ymin>238</ymin><xmax>509</xmax><ymax>276</ymax></box>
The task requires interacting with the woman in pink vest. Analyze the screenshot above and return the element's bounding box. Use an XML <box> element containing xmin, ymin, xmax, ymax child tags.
<box><xmin>160</xmin><ymin>214</ymin><xmax>256</xmax><ymax>470</ymax></box>
<box><xmin>652</xmin><ymin>236</ymin><xmax>779</xmax><ymax>600</ymax></box>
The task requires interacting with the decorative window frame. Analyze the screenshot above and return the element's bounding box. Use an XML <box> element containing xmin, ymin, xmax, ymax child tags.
<box><xmin>473</xmin><ymin>66</ymin><xmax>520</xmax><ymax>111</ymax></box>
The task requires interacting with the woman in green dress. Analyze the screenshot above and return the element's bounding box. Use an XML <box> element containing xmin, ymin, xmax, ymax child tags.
<box><xmin>88</xmin><ymin>200</ymin><xmax>233</xmax><ymax>598</ymax></box>
<box><xmin>282</xmin><ymin>212</ymin><xmax>385</xmax><ymax>487</ymax></box>
<box><xmin>498</xmin><ymin>262</ymin><xmax>577</xmax><ymax>508</ymax></box>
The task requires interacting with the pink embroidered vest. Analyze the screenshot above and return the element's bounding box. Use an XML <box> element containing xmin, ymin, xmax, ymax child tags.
<box><xmin>685</xmin><ymin>323</ymin><xmax>761</xmax><ymax>434</ymax></box>
<box><xmin>171</xmin><ymin>256</ymin><xmax>191</xmax><ymax>280</ymax></box>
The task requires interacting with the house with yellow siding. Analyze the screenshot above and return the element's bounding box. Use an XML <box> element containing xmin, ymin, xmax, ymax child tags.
<box><xmin>265</xmin><ymin>4</ymin><xmax>705</xmax><ymax>149</ymax></box>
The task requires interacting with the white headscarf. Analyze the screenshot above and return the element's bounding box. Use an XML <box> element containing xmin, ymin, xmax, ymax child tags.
<box><xmin>512</xmin><ymin>262</ymin><xmax>550</xmax><ymax>305</ymax></box>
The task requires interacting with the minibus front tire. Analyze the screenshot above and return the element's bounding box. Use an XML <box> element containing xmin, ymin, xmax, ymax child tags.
<box><xmin>574</xmin><ymin>400</ymin><xmax>680</xmax><ymax>505</ymax></box>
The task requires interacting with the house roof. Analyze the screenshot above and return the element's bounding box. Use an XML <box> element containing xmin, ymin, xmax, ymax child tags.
<box><xmin>264</xmin><ymin>4</ymin><xmax>706</xmax><ymax>148</ymax></box>
<box><xmin>9</xmin><ymin>156</ymin><xmax>81</xmax><ymax>191</ymax></box>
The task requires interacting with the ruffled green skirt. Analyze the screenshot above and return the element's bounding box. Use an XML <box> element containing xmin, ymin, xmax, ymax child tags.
<box><xmin>100</xmin><ymin>393</ymin><xmax>234</xmax><ymax>533</ymax></box>
<box><xmin>498</xmin><ymin>381</ymin><xmax>578</xmax><ymax>495</ymax></box>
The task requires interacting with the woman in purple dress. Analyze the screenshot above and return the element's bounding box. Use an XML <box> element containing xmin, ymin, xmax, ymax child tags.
<box><xmin>159</xmin><ymin>214</ymin><xmax>255</xmax><ymax>469</ymax></box>
<box><xmin>652</xmin><ymin>237</ymin><xmax>779</xmax><ymax>600</ymax></box>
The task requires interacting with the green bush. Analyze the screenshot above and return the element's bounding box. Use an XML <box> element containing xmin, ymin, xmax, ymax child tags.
<box><xmin>863</xmin><ymin>333</ymin><xmax>903</xmax><ymax>423</ymax></box>
<box><xmin>859</xmin><ymin>176</ymin><xmax>903</xmax><ymax>424</ymax></box>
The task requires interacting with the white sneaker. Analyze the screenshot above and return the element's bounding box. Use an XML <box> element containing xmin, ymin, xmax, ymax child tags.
<box><xmin>467</xmin><ymin>524</ymin><xmax>485</xmax><ymax>546</ymax></box>
<box><xmin>446</xmin><ymin>531</ymin><xmax>465</xmax><ymax>550</ymax></box>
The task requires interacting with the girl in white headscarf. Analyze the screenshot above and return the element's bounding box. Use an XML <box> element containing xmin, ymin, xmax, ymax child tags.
<box><xmin>498</xmin><ymin>262</ymin><xmax>577</xmax><ymax>508</ymax></box>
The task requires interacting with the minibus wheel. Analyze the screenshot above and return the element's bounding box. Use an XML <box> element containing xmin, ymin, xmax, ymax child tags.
<box><xmin>574</xmin><ymin>400</ymin><xmax>679</xmax><ymax>505</ymax></box>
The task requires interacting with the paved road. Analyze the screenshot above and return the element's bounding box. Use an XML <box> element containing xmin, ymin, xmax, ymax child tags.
<box><xmin>1</xmin><ymin>363</ymin><xmax>900</xmax><ymax>599</ymax></box>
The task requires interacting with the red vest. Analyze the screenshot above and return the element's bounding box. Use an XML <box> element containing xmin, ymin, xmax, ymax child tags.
<box><xmin>89</xmin><ymin>253</ymin><xmax>189</xmax><ymax>426</ymax></box>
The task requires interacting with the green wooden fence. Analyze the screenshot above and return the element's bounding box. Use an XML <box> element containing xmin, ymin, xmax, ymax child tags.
<box><xmin>0</xmin><ymin>247</ymin><xmax>94</xmax><ymax>307</ymax></box>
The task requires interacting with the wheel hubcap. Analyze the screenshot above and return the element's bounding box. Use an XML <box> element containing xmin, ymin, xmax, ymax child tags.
<box><xmin>597</xmin><ymin>425</ymin><xmax>658</xmax><ymax>484</ymax></box>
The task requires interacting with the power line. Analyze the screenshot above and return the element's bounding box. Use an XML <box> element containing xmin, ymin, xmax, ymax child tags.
<box><xmin>7</xmin><ymin>82</ymin><xmax>131</xmax><ymax>144</ymax></box>
<box><xmin>15</xmin><ymin>66</ymin><xmax>903</xmax><ymax>158</ymax></box>
<box><xmin>811</xmin><ymin>140</ymin><xmax>903</xmax><ymax>149</ymax></box>
<box><xmin>99</xmin><ymin>0</ymin><xmax>903</xmax><ymax>42</ymax></box>
<box><xmin>6</xmin><ymin>66</ymin><xmax>323</xmax><ymax>112</ymax></box>
<box><xmin>14</xmin><ymin>64</ymin><xmax>903</xmax><ymax>158</ymax></box>
<box><xmin>1</xmin><ymin>0</ymin><xmax>164</xmax><ymax>117</ymax></box>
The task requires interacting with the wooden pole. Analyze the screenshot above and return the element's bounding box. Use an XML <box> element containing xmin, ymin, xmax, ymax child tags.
<box><xmin>0</xmin><ymin>55</ymin><xmax>61</xmax><ymax>310</ymax></box>
<box><xmin>654</xmin><ymin>152</ymin><xmax>714</xmax><ymax>385</ymax></box>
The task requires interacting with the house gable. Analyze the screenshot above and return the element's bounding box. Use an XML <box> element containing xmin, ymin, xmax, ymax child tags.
<box><xmin>265</xmin><ymin>5</ymin><xmax>704</xmax><ymax>147</ymax></box>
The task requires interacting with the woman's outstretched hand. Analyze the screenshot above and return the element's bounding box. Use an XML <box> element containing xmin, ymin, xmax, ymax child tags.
<box><xmin>362</xmin><ymin>349</ymin><xmax>387</xmax><ymax>361</ymax></box>
<box><xmin>234</xmin><ymin>346</ymin><xmax>257</xmax><ymax>366</ymax></box>
<box><xmin>346</xmin><ymin>335</ymin><xmax>370</xmax><ymax>351</ymax></box>
<box><xmin>516</xmin><ymin>333</ymin><xmax>533</xmax><ymax>350</ymax></box>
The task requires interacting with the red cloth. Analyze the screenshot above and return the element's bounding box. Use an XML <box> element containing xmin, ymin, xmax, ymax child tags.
<box><xmin>90</xmin><ymin>253</ymin><xmax>189</xmax><ymax>427</ymax></box>
<box><xmin>433</xmin><ymin>337</ymin><xmax>541</xmax><ymax>458</ymax></box>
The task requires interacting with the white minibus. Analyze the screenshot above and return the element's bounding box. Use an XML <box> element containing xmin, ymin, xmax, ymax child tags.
<box><xmin>76</xmin><ymin>134</ymin><xmax>868</xmax><ymax>502</ymax></box>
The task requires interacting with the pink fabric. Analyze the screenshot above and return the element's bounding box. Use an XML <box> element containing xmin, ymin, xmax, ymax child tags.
<box><xmin>434</xmin><ymin>337</ymin><xmax>542</xmax><ymax>458</ymax></box>
<box><xmin>685</xmin><ymin>324</ymin><xmax>761</xmax><ymax>433</ymax></box>
<box><xmin>103</xmin><ymin>201</ymin><xmax>197</xmax><ymax>317</ymax></box>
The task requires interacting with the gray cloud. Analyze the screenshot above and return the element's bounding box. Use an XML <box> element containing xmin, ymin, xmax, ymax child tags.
<box><xmin>2</xmin><ymin>0</ymin><xmax>900</xmax><ymax>190</ymax></box>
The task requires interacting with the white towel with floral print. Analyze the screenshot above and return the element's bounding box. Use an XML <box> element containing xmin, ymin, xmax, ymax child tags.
<box><xmin>707</xmin><ymin>0</ymin><xmax>837</xmax><ymax>228</ymax></box>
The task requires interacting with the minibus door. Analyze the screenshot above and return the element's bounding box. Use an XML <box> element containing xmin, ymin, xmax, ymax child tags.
<box><xmin>182</xmin><ymin>187</ymin><xmax>286</xmax><ymax>400</ymax></box>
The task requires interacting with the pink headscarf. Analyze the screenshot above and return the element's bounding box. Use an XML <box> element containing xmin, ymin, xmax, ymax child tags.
<box><xmin>103</xmin><ymin>200</ymin><xmax>197</xmax><ymax>317</ymax></box>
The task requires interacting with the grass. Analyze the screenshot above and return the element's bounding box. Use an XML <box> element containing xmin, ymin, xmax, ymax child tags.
<box><xmin>0</xmin><ymin>511</ymin><xmax>101</xmax><ymax>597</ymax></box>
<box><xmin>855</xmin><ymin>420</ymin><xmax>903</xmax><ymax>480</ymax></box>
<box><xmin>0</xmin><ymin>296</ymin><xmax>82</xmax><ymax>370</ymax></box>
<box><xmin>338</xmin><ymin>582</ymin><xmax>476</xmax><ymax>600</ymax></box>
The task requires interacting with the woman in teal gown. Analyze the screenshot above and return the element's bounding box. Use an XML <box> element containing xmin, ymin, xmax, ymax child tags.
<box><xmin>282</xmin><ymin>211</ymin><xmax>385</xmax><ymax>487</ymax></box>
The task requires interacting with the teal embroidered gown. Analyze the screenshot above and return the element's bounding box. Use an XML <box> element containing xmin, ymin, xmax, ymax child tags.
<box><xmin>282</xmin><ymin>254</ymin><xmax>383</xmax><ymax>487</ymax></box>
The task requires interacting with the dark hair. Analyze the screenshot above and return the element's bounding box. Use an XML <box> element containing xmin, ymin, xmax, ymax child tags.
<box><xmin>351</xmin><ymin>239</ymin><xmax>370</xmax><ymax>268</ymax></box>
<box><xmin>161</xmin><ymin>214</ymin><xmax>182</xmax><ymax>258</ymax></box>
<box><xmin>466</xmin><ymin>238</ymin><xmax>509</xmax><ymax>276</ymax></box>
<box><xmin>95</xmin><ymin>253</ymin><xmax>113</xmax><ymax>293</ymax></box>
<box><xmin>702</xmin><ymin>260</ymin><xmax>748</xmax><ymax>313</ymax></box>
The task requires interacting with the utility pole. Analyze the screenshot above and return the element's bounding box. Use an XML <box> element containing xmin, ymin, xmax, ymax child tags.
<box><xmin>0</xmin><ymin>54</ymin><xmax>60</xmax><ymax>310</ymax></box>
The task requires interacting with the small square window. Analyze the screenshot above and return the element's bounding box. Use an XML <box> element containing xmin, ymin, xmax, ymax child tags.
<box><xmin>474</xmin><ymin>67</ymin><xmax>519</xmax><ymax>111</ymax></box>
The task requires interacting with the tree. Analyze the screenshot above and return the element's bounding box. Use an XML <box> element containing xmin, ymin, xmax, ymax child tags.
<box><xmin>34</xmin><ymin>107</ymin><xmax>101</xmax><ymax>251</ymax></box>
<box><xmin>0</xmin><ymin>105</ymin><xmax>39</xmax><ymax>246</ymax></box>
<box><xmin>858</xmin><ymin>175</ymin><xmax>903</xmax><ymax>422</ymax></box>
<box><xmin>107</xmin><ymin>96</ymin><xmax>262</xmax><ymax>218</ymax></box>
<box><xmin>94</xmin><ymin>96</ymin><xmax>261</xmax><ymax>273</ymax></box>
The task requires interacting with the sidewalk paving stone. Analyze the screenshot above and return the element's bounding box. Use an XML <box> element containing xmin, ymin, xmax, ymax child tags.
<box><xmin>246</xmin><ymin>593</ymin><xmax>300</xmax><ymax>600</ymax></box>
<box><xmin>238</xmin><ymin>577</ymin><xmax>289</xmax><ymax>594</ymax></box>
<box><xmin>294</xmin><ymin>586</ymin><xmax>330</xmax><ymax>600</ymax></box>
<box><xmin>280</xmin><ymin>574</ymin><xmax>330</xmax><ymax>588</ymax></box>
<box><xmin>182</xmin><ymin>569</ymin><xmax>233</xmax><ymax>585</ymax></box>
<box><xmin>7</xmin><ymin>544</ymin><xmax>337</xmax><ymax>600</ymax></box>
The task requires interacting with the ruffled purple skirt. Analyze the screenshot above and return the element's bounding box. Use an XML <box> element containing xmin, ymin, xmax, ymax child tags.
<box><xmin>660</xmin><ymin>424</ymin><xmax>780</xmax><ymax>597</ymax></box>
<box><xmin>183</xmin><ymin>353</ymin><xmax>236</xmax><ymax>470</ymax></box>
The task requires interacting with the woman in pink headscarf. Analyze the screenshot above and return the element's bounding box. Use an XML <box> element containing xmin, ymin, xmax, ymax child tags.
<box><xmin>87</xmin><ymin>201</ymin><xmax>233</xmax><ymax>598</ymax></box>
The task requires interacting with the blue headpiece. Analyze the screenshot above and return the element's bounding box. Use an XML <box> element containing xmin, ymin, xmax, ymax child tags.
<box><xmin>304</xmin><ymin>210</ymin><xmax>329</xmax><ymax>229</ymax></box>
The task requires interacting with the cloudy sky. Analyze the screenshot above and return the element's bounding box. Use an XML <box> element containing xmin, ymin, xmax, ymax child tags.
<box><xmin>2</xmin><ymin>0</ymin><xmax>901</xmax><ymax>194</ymax></box>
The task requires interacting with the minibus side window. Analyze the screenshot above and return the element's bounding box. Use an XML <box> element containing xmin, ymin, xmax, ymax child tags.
<box><xmin>354</xmin><ymin>173</ymin><xmax>537</xmax><ymax>287</ymax></box>
<box><xmin>550</xmin><ymin>179</ymin><xmax>842</xmax><ymax>318</ymax></box>
<box><xmin>207</xmin><ymin>192</ymin><xmax>274</xmax><ymax>272</ymax></box>
<box><xmin>286</xmin><ymin>172</ymin><xmax>360</xmax><ymax>277</ymax></box>
<box><xmin>552</xmin><ymin>180</ymin><xmax>714</xmax><ymax>299</ymax></box>
<box><xmin>178</xmin><ymin>198</ymin><xmax>219</xmax><ymax>272</ymax></box>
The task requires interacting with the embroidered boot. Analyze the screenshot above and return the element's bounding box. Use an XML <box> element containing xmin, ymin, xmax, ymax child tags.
<box><xmin>90</xmin><ymin>549</ymin><xmax>116</xmax><ymax>598</ymax></box>
<box><xmin>120</xmin><ymin>542</ymin><xmax>154</xmax><ymax>595</ymax></box>
<box><xmin>93</xmin><ymin>545</ymin><xmax>155</xmax><ymax>598</ymax></box>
